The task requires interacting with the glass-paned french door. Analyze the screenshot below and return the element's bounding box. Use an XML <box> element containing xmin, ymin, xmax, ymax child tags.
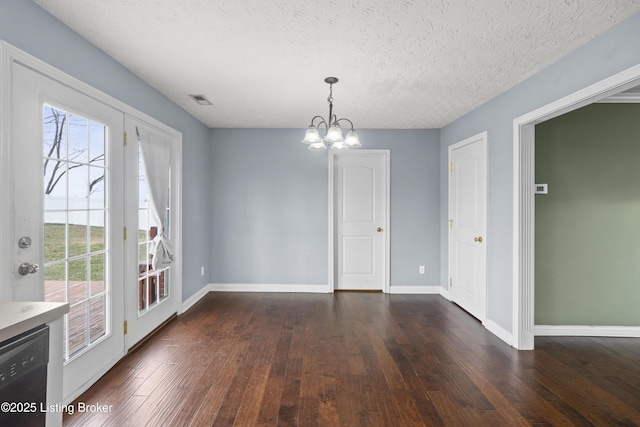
<box><xmin>11</xmin><ymin>61</ymin><xmax>125</xmax><ymax>403</ymax></box>
<box><xmin>124</xmin><ymin>116</ymin><xmax>180</xmax><ymax>348</ymax></box>
<box><xmin>9</xmin><ymin>51</ymin><xmax>180</xmax><ymax>404</ymax></box>
<box><xmin>42</xmin><ymin>104</ymin><xmax>110</xmax><ymax>362</ymax></box>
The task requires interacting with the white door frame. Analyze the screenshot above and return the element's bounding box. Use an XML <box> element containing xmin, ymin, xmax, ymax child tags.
<box><xmin>328</xmin><ymin>150</ymin><xmax>390</xmax><ymax>293</ymax></box>
<box><xmin>448</xmin><ymin>131</ymin><xmax>487</xmax><ymax>322</ymax></box>
<box><xmin>512</xmin><ymin>63</ymin><xmax>640</xmax><ymax>350</ymax></box>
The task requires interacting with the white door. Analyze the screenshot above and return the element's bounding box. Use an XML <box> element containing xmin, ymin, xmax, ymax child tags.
<box><xmin>123</xmin><ymin>116</ymin><xmax>180</xmax><ymax>348</ymax></box>
<box><xmin>11</xmin><ymin>62</ymin><xmax>125</xmax><ymax>402</ymax></box>
<box><xmin>333</xmin><ymin>151</ymin><xmax>389</xmax><ymax>291</ymax></box>
<box><xmin>449</xmin><ymin>132</ymin><xmax>487</xmax><ymax>321</ymax></box>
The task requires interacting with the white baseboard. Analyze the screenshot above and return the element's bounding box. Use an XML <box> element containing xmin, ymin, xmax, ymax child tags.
<box><xmin>484</xmin><ymin>318</ymin><xmax>514</xmax><ymax>346</ymax></box>
<box><xmin>180</xmin><ymin>284</ymin><xmax>212</xmax><ymax>314</ymax></box>
<box><xmin>389</xmin><ymin>285</ymin><xmax>446</xmax><ymax>295</ymax></box>
<box><xmin>534</xmin><ymin>325</ymin><xmax>640</xmax><ymax>338</ymax></box>
<box><xmin>209</xmin><ymin>283</ymin><xmax>330</xmax><ymax>293</ymax></box>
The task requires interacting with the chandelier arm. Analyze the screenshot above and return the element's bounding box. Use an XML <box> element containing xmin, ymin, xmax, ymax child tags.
<box><xmin>310</xmin><ymin>115</ymin><xmax>328</xmax><ymax>129</ymax></box>
<box><xmin>334</xmin><ymin>118</ymin><xmax>356</xmax><ymax>131</ymax></box>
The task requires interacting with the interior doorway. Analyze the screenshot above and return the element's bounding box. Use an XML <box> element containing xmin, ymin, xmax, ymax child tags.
<box><xmin>512</xmin><ymin>64</ymin><xmax>640</xmax><ymax>350</ymax></box>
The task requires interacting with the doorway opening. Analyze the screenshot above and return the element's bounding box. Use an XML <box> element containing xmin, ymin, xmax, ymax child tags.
<box><xmin>512</xmin><ymin>64</ymin><xmax>640</xmax><ymax>350</ymax></box>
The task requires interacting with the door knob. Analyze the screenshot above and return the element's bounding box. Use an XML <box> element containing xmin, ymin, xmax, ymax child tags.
<box><xmin>474</xmin><ymin>236</ymin><xmax>483</xmax><ymax>243</ymax></box>
<box><xmin>18</xmin><ymin>262</ymin><xmax>39</xmax><ymax>276</ymax></box>
<box><xmin>376</xmin><ymin>227</ymin><xmax>383</xmax><ymax>232</ymax></box>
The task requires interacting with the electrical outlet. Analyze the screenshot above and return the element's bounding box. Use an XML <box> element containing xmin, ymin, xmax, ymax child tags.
<box><xmin>201</xmin><ymin>266</ymin><xmax>205</xmax><ymax>276</ymax></box>
<box><xmin>419</xmin><ymin>265</ymin><xmax>425</xmax><ymax>275</ymax></box>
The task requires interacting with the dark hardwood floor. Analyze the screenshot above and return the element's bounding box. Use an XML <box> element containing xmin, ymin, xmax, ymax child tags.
<box><xmin>64</xmin><ymin>292</ymin><xmax>640</xmax><ymax>426</ymax></box>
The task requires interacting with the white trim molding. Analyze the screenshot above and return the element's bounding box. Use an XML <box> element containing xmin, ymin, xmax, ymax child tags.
<box><xmin>209</xmin><ymin>283</ymin><xmax>331</xmax><ymax>293</ymax></box>
<box><xmin>535</xmin><ymin>325</ymin><xmax>640</xmax><ymax>338</ymax></box>
<box><xmin>512</xmin><ymin>62</ymin><xmax>640</xmax><ymax>350</ymax></box>
<box><xmin>180</xmin><ymin>284</ymin><xmax>212</xmax><ymax>314</ymax></box>
<box><xmin>597</xmin><ymin>91</ymin><xmax>640</xmax><ymax>103</ymax></box>
<box><xmin>484</xmin><ymin>318</ymin><xmax>514</xmax><ymax>346</ymax></box>
<box><xmin>389</xmin><ymin>285</ymin><xmax>447</xmax><ymax>296</ymax></box>
<box><xmin>0</xmin><ymin>42</ymin><xmax>12</xmax><ymax>301</ymax></box>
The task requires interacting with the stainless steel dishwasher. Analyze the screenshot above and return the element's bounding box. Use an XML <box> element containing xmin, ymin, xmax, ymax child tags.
<box><xmin>0</xmin><ymin>324</ymin><xmax>49</xmax><ymax>427</ymax></box>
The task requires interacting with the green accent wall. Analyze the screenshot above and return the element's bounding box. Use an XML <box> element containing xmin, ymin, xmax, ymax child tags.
<box><xmin>535</xmin><ymin>103</ymin><xmax>640</xmax><ymax>326</ymax></box>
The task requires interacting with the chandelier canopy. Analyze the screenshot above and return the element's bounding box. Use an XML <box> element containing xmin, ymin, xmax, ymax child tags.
<box><xmin>301</xmin><ymin>77</ymin><xmax>361</xmax><ymax>150</ymax></box>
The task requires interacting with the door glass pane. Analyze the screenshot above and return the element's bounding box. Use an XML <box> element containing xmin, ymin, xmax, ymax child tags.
<box><xmin>44</xmin><ymin>213</ymin><xmax>66</xmax><ymax>263</ymax></box>
<box><xmin>43</xmin><ymin>261</ymin><xmax>66</xmax><ymax>303</ymax></box>
<box><xmin>89</xmin><ymin>166</ymin><xmax>105</xmax><ymax>209</ymax></box>
<box><xmin>68</xmin><ymin>218</ymin><xmax>88</xmax><ymax>258</ymax></box>
<box><xmin>43</xmin><ymin>104</ymin><xmax>109</xmax><ymax>363</ymax></box>
<box><xmin>67</xmin><ymin>302</ymin><xmax>88</xmax><ymax>358</ymax></box>
<box><xmin>137</xmin><ymin>139</ymin><xmax>170</xmax><ymax>315</ymax></box>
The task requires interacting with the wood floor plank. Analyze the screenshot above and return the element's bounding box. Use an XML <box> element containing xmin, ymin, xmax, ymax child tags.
<box><xmin>63</xmin><ymin>292</ymin><xmax>640</xmax><ymax>426</ymax></box>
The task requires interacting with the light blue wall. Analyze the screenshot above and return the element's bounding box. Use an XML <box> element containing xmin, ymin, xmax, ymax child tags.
<box><xmin>209</xmin><ymin>129</ymin><xmax>441</xmax><ymax>288</ymax></box>
<box><xmin>0</xmin><ymin>0</ymin><xmax>212</xmax><ymax>302</ymax></box>
<box><xmin>440</xmin><ymin>12</ymin><xmax>640</xmax><ymax>333</ymax></box>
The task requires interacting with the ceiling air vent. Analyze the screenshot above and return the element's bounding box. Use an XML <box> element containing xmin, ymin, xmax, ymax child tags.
<box><xmin>189</xmin><ymin>94</ymin><xmax>212</xmax><ymax>105</ymax></box>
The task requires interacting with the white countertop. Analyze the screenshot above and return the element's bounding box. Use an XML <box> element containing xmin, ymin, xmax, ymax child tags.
<box><xmin>0</xmin><ymin>301</ymin><xmax>69</xmax><ymax>343</ymax></box>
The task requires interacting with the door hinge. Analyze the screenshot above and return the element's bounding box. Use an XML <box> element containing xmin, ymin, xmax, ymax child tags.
<box><xmin>123</xmin><ymin>227</ymin><xmax>127</xmax><ymax>240</ymax></box>
<box><xmin>124</xmin><ymin>320</ymin><xmax>128</xmax><ymax>335</ymax></box>
<box><xmin>449</xmin><ymin>220</ymin><xmax>453</xmax><ymax>229</ymax></box>
<box><xmin>450</xmin><ymin>162</ymin><xmax>454</xmax><ymax>172</ymax></box>
<box><xmin>450</xmin><ymin>278</ymin><xmax>453</xmax><ymax>287</ymax></box>
<box><xmin>124</xmin><ymin>132</ymin><xmax>128</xmax><ymax>146</ymax></box>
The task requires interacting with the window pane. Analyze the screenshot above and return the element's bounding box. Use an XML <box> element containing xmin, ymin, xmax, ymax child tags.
<box><xmin>89</xmin><ymin>296</ymin><xmax>106</xmax><ymax>343</ymax></box>
<box><xmin>44</xmin><ymin>160</ymin><xmax>67</xmax><ymax>207</ymax></box>
<box><xmin>68</xmin><ymin>220</ymin><xmax>88</xmax><ymax>258</ymax></box>
<box><xmin>44</xmin><ymin>262</ymin><xmax>66</xmax><ymax>303</ymax></box>
<box><xmin>138</xmin><ymin>277</ymin><xmax>148</xmax><ymax>312</ymax></box>
<box><xmin>68</xmin><ymin>303</ymin><xmax>88</xmax><ymax>357</ymax></box>
<box><xmin>68</xmin><ymin>258</ymin><xmax>87</xmax><ymax>305</ymax></box>
<box><xmin>159</xmin><ymin>271</ymin><xmax>168</xmax><ymax>300</ymax></box>
<box><xmin>89</xmin><ymin>216</ymin><xmax>105</xmax><ymax>253</ymax></box>
<box><xmin>44</xmin><ymin>215</ymin><xmax>66</xmax><ymax>263</ymax></box>
<box><xmin>90</xmin><ymin>254</ymin><xmax>105</xmax><ymax>296</ymax></box>
<box><xmin>89</xmin><ymin>121</ymin><xmax>105</xmax><ymax>166</ymax></box>
<box><xmin>138</xmin><ymin>243</ymin><xmax>148</xmax><ymax>265</ymax></box>
<box><xmin>139</xmin><ymin>210</ymin><xmax>149</xmax><ymax>241</ymax></box>
<box><xmin>89</xmin><ymin>166</ymin><xmax>105</xmax><ymax>209</ymax></box>
<box><xmin>68</xmin><ymin>114</ymin><xmax>88</xmax><ymax>163</ymax></box>
<box><xmin>43</xmin><ymin>106</ymin><xmax>67</xmax><ymax>158</ymax></box>
<box><xmin>68</xmin><ymin>163</ymin><xmax>89</xmax><ymax>207</ymax></box>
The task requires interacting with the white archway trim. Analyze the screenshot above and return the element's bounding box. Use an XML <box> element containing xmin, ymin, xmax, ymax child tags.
<box><xmin>512</xmin><ymin>63</ymin><xmax>640</xmax><ymax>350</ymax></box>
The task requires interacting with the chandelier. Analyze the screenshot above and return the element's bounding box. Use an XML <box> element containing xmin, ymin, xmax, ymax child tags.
<box><xmin>301</xmin><ymin>77</ymin><xmax>361</xmax><ymax>150</ymax></box>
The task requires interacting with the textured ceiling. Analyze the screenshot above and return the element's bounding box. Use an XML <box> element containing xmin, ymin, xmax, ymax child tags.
<box><xmin>33</xmin><ymin>0</ymin><xmax>640</xmax><ymax>129</ymax></box>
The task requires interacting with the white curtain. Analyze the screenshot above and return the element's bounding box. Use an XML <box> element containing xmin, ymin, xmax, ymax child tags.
<box><xmin>138</xmin><ymin>127</ymin><xmax>174</xmax><ymax>270</ymax></box>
